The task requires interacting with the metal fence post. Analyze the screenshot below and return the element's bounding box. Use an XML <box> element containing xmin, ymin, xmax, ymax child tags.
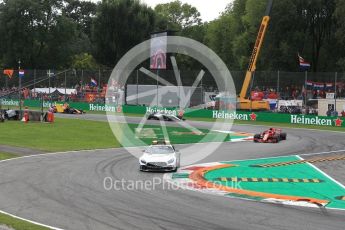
<box><xmin>81</xmin><ymin>69</ymin><xmax>84</xmax><ymax>86</ymax></box>
<box><xmin>136</xmin><ymin>69</ymin><xmax>139</xmax><ymax>105</ymax></box>
<box><xmin>5</xmin><ymin>72</ymin><xmax>8</xmax><ymax>89</ymax></box>
<box><xmin>200</xmin><ymin>72</ymin><xmax>203</xmax><ymax>107</ymax></box>
<box><xmin>98</xmin><ymin>68</ymin><xmax>101</xmax><ymax>93</ymax></box>
<box><xmin>156</xmin><ymin>69</ymin><xmax>159</xmax><ymax>107</ymax></box>
<box><xmin>18</xmin><ymin>60</ymin><xmax>22</xmax><ymax>119</ymax></box>
<box><xmin>65</xmin><ymin>71</ymin><xmax>67</xmax><ymax>102</ymax></box>
<box><xmin>48</xmin><ymin>70</ymin><xmax>50</xmax><ymax>93</ymax></box>
<box><xmin>304</xmin><ymin>71</ymin><xmax>307</xmax><ymax>107</ymax></box>
<box><xmin>34</xmin><ymin>69</ymin><xmax>36</xmax><ymax>97</ymax></box>
<box><xmin>178</xmin><ymin>70</ymin><xmax>181</xmax><ymax>108</ymax></box>
<box><xmin>335</xmin><ymin>72</ymin><xmax>337</xmax><ymax>112</ymax></box>
<box><xmin>277</xmin><ymin>70</ymin><xmax>280</xmax><ymax>94</ymax></box>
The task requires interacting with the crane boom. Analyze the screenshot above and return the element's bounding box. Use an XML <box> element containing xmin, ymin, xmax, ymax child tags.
<box><xmin>239</xmin><ymin>0</ymin><xmax>272</xmax><ymax>100</ymax></box>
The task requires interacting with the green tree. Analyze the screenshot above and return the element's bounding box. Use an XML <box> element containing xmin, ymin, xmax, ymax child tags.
<box><xmin>255</xmin><ymin>0</ymin><xmax>337</xmax><ymax>72</ymax></box>
<box><xmin>63</xmin><ymin>0</ymin><xmax>98</xmax><ymax>56</ymax></box>
<box><xmin>303</xmin><ymin>0</ymin><xmax>336</xmax><ymax>71</ymax></box>
<box><xmin>154</xmin><ymin>0</ymin><xmax>202</xmax><ymax>30</ymax></box>
<box><xmin>92</xmin><ymin>0</ymin><xmax>156</xmax><ymax>67</ymax></box>
<box><xmin>0</xmin><ymin>0</ymin><xmax>79</xmax><ymax>69</ymax></box>
<box><xmin>205</xmin><ymin>0</ymin><xmax>339</xmax><ymax>72</ymax></box>
<box><xmin>63</xmin><ymin>0</ymin><xmax>97</xmax><ymax>37</ymax></box>
<box><xmin>334</xmin><ymin>0</ymin><xmax>345</xmax><ymax>71</ymax></box>
<box><xmin>205</xmin><ymin>0</ymin><xmax>247</xmax><ymax>70</ymax></box>
<box><xmin>71</xmin><ymin>53</ymin><xmax>99</xmax><ymax>69</ymax></box>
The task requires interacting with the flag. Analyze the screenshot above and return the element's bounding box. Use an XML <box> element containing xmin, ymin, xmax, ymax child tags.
<box><xmin>3</xmin><ymin>69</ymin><xmax>14</xmax><ymax>78</ymax></box>
<box><xmin>19</xmin><ymin>69</ymin><xmax>25</xmax><ymax>78</ymax></box>
<box><xmin>325</xmin><ymin>83</ymin><xmax>333</xmax><ymax>90</ymax></box>
<box><xmin>305</xmin><ymin>80</ymin><xmax>313</xmax><ymax>87</ymax></box>
<box><xmin>314</xmin><ymin>82</ymin><xmax>324</xmax><ymax>90</ymax></box>
<box><xmin>298</xmin><ymin>54</ymin><xmax>310</xmax><ymax>71</ymax></box>
<box><xmin>90</xmin><ymin>78</ymin><xmax>97</xmax><ymax>86</ymax></box>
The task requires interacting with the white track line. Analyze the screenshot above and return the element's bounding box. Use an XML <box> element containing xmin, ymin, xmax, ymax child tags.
<box><xmin>0</xmin><ymin>157</ymin><xmax>67</xmax><ymax>229</ymax></box>
<box><xmin>299</xmin><ymin>149</ymin><xmax>345</xmax><ymax>157</ymax></box>
<box><xmin>223</xmin><ymin>149</ymin><xmax>345</xmax><ymax>163</ymax></box>
<box><xmin>296</xmin><ymin>155</ymin><xmax>345</xmax><ymax>190</ymax></box>
<box><xmin>0</xmin><ymin>210</ymin><xmax>63</xmax><ymax>230</ymax></box>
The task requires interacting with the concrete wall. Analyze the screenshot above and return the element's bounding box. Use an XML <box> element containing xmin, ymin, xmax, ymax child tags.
<box><xmin>126</xmin><ymin>84</ymin><xmax>202</xmax><ymax>108</ymax></box>
<box><xmin>318</xmin><ymin>99</ymin><xmax>345</xmax><ymax>116</ymax></box>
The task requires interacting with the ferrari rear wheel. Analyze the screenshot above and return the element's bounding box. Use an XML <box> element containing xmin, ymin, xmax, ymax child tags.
<box><xmin>253</xmin><ymin>134</ymin><xmax>260</xmax><ymax>142</ymax></box>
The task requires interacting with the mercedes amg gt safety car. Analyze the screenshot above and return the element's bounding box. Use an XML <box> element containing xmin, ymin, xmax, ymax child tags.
<box><xmin>253</xmin><ymin>128</ymin><xmax>287</xmax><ymax>143</ymax></box>
<box><xmin>139</xmin><ymin>140</ymin><xmax>180</xmax><ymax>172</ymax></box>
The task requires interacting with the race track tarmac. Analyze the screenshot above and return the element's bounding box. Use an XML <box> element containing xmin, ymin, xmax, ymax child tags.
<box><xmin>0</xmin><ymin>113</ymin><xmax>344</xmax><ymax>230</ymax></box>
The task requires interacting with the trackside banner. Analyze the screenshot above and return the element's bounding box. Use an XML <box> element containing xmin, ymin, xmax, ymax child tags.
<box><xmin>0</xmin><ymin>98</ymin><xmax>20</xmax><ymax>106</ymax></box>
<box><xmin>1</xmin><ymin>99</ymin><xmax>344</xmax><ymax>127</ymax></box>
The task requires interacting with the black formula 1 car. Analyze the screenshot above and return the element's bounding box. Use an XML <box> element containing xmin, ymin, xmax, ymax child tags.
<box><xmin>253</xmin><ymin>128</ymin><xmax>287</xmax><ymax>143</ymax></box>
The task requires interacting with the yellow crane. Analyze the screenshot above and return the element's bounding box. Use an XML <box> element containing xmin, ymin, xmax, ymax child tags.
<box><xmin>238</xmin><ymin>0</ymin><xmax>273</xmax><ymax>110</ymax></box>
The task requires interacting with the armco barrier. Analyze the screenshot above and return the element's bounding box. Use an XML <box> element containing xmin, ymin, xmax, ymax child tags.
<box><xmin>1</xmin><ymin>99</ymin><xmax>344</xmax><ymax>127</ymax></box>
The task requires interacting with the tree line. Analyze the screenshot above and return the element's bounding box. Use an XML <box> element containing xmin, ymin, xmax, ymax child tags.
<box><xmin>0</xmin><ymin>0</ymin><xmax>344</xmax><ymax>72</ymax></box>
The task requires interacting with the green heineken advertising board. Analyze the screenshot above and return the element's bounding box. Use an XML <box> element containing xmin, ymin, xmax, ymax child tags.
<box><xmin>1</xmin><ymin>99</ymin><xmax>344</xmax><ymax>127</ymax></box>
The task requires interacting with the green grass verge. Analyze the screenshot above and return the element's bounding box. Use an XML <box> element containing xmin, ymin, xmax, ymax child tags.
<box><xmin>0</xmin><ymin>117</ymin><xmax>251</xmax><ymax>151</ymax></box>
<box><xmin>1</xmin><ymin>111</ymin><xmax>344</xmax><ymax>153</ymax></box>
<box><xmin>0</xmin><ymin>118</ymin><xmax>120</xmax><ymax>152</ymax></box>
<box><xmin>0</xmin><ymin>152</ymin><xmax>18</xmax><ymax>161</ymax></box>
<box><xmin>0</xmin><ymin>212</ymin><xmax>50</xmax><ymax>230</ymax></box>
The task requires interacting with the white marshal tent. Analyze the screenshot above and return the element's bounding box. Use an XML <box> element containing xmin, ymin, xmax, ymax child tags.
<box><xmin>31</xmin><ymin>88</ymin><xmax>77</xmax><ymax>95</ymax></box>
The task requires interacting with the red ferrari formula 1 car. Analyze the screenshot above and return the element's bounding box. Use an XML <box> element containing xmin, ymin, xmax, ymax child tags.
<box><xmin>253</xmin><ymin>128</ymin><xmax>287</xmax><ymax>143</ymax></box>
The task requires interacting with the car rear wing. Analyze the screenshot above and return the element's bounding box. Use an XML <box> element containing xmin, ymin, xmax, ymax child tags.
<box><xmin>152</xmin><ymin>140</ymin><xmax>171</xmax><ymax>145</ymax></box>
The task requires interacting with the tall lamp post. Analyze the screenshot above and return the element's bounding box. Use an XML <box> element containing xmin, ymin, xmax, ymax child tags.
<box><xmin>18</xmin><ymin>60</ymin><xmax>22</xmax><ymax>119</ymax></box>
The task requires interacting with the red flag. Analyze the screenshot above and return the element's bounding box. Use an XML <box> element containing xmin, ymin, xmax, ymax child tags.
<box><xmin>3</xmin><ymin>69</ymin><xmax>14</xmax><ymax>78</ymax></box>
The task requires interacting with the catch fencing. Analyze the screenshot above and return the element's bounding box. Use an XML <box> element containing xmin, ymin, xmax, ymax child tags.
<box><xmin>1</xmin><ymin>69</ymin><xmax>345</xmax><ymax>109</ymax></box>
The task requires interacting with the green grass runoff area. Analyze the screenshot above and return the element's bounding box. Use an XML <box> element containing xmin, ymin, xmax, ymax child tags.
<box><xmin>0</xmin><ymin>118</ymin><xmax>120</xmax><ymax>152</ymax></box>
<box><xmin>0</xmin><ymin>114</ymin><xmax>344</xmax><ymax>152</ymax></box>
<box><xmin>0</xmin><ymin>118</ymin><xmax>251</xmax><ymax>151</ymax></box>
